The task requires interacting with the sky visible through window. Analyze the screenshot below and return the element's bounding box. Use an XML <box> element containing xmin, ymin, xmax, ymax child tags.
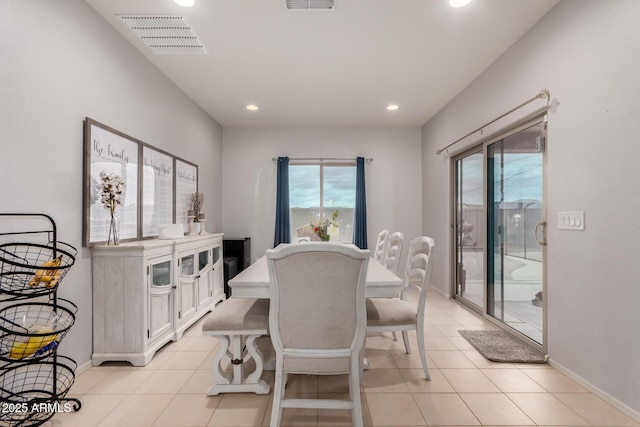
<box><xmin>461</xmin><ymin>122</ymin><xmax>545</xmax><ymax>206</ymax></box>
<box><xmin>289</xmin><ymin>165</ymin><xmax>356</xmax><ymax>208</ymax></box>
<box><xmin>462</xmin><ymin>153</ymin><xmax>542</xmax><ymax>205</ymax></box>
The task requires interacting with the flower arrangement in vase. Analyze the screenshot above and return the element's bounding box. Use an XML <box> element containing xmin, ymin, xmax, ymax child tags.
<box><xmin>99</xmin><ymin>171</ymin><xmax>125</xmax><ymax>245</ymax></box>
<box><xmin>305</xmin><ymin>210</ymin><xmax>340</xmax><ymax>241</ymax></box>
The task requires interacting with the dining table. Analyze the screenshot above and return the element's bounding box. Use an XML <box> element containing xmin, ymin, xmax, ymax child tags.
<box><xmin>206</xmin><ymin>251</ymin><xmax>404</xmax><ymax>395</ymax></box>
<box><xmin>229</xmin><ymin>254</ymin><xmax>404</xmax><ymax>299</ymax></box>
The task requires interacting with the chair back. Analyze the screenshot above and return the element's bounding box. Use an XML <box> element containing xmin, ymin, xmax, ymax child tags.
<box><xmin>266</xmin><ymin>243</ymin><xmax>370</xmax><ymax>362</ymax></box>
<box><xmin>401</xmin><ymin>236</ymin><xmax>435</xmax><ymax>318</ymax></box>
<box><xmin>373</xmin><ymin>229</ymin><xmax>389</xmax><ymax>262</ymax></box>
<box><xmin>382</xmin><ymin>231</ymin><xmax>403</xmax><ymax>274</ymax></box>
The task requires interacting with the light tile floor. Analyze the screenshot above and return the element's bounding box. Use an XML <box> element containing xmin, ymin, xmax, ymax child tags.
<box><xmin>46</xmin><ymin>291</ymin><xmax>639</xmax><ymax>426</ymax></box>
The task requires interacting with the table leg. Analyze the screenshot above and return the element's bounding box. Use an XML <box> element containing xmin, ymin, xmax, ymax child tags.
<box><xmin>206</xmin><ymin>334</ymin><xmax>270</xmax><ymax>395</ymax></box>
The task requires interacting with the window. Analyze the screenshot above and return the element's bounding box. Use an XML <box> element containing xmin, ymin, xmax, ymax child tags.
<box><xmin>289</xmin><ymin>162</ymin><xmax>356</xmax><ymax>243</ymax></box>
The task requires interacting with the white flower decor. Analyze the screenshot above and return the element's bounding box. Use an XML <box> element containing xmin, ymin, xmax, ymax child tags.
<box><xmin>98</xmin><ymin>171</ymin><xmax>125</xmax><ymax>245</ymax></box>
<box><xmin>305</xmin><ymin>210</ymin><xmax>340</xmax><ymax>242</ymax></box>
<box><xmin>99</xmin><ymin>172</ymin><xmax>125</xmax><ymax>213</ymax></box>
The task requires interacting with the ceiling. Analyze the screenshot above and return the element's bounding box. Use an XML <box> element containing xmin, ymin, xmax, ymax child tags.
<box><xmin>85</xmin><ymin>0</ymin><xmax>560</xmax><ymax>128</ymax></box>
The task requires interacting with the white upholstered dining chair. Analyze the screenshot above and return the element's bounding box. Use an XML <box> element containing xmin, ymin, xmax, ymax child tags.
<box><xmin>372</xmin><ymin>229</ymin><xmax>389</xmax><ymax>262</ymax></box>
<box><xmin>266</xmin><ymin>243</ymin><xmax>370</xmax><ymax>427</ymax></box>
<box><xmin>366</xmin><ymin>236</ymin><xmax>435</xmax><ymax>380</ymax></box>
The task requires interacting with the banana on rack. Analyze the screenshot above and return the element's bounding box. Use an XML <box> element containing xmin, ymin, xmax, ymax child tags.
<box><xmin>28</xmin><ymin>255</ymin><xmax>63</xmax><ymax>288</ymax></box>
<box><xmin>9</xmin><ymin>326</ymin><xmax>58</xmax><ymax>359</ymax></box>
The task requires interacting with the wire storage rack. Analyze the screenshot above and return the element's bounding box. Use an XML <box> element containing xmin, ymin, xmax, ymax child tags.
<box><xmin>0</xmin><ymin>213</ymin><xmax>81</xmax><ymax>427</ymax></box>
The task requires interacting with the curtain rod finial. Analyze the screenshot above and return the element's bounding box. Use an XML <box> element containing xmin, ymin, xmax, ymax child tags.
<box><xmin>538</xmin><ymin>88</ymin><xmax>550</xmax><ymax>99</ymax></box>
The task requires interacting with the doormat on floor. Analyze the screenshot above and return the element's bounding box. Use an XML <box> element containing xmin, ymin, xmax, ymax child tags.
<box><xmin>459</xmin><ymin>330</ymin><xmax>546</xmax><ymax>364</ymax></box>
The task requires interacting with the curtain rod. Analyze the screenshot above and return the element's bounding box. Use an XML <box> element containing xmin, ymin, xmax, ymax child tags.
<box><xmin>272</xmin><ymin>157</ymin><xmax>373</xmax><ymax>163</ymax></box>
<box><xmin>435</xmin><ymin>88</ymin><xmax>550</xmax><ymax>155</ymax></box>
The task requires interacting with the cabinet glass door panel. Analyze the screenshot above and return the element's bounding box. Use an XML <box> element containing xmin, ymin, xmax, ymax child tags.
<box><xmin>196</xmin><ymin>248</ymin><xmax>212</xmax><ymax>311</ymax></box>
<box><xmin>151</xmin><ymin>260</ymin><xmax>171</xmax><ymax>287</ymax></box>
<box><xmin>148</xmin><ymin>256</ymin><xmax>174</xmax><ymax>343</ymax></box>
<box><xmin>198</xmin><ymin>249</ymin><xmax>210</xmax><ymax>273</ymax></box>
<box><xmin>181</xmin><ymin>255</ymin><xmax>194</xmax><ymax>276</ymax></box>
<box><xmin>212</xmin><ymin>247</ymin><xmax>220</xmax><ymax>264</ymax></box>
<box><xmin>178</xmin><ymin>252</ymin><xmax>197</xmax><ymax>323</ymax></box>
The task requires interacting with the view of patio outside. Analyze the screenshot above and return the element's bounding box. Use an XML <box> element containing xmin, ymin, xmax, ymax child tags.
<box><xmin>460</xmin><ymin>202</ymin><xmax>543</xmax><ymax>343</ymax></box>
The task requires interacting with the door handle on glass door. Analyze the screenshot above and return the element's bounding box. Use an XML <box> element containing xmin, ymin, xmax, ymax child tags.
<box><xmin>535</xmin><ymin>221</ymin><xmax>546</xmax><ymax>246</ymax></box>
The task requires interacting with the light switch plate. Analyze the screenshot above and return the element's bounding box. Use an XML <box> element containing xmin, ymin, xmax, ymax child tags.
<box><xmin>558</xmin><ymin>211</ymin><xmax>585</xmax><ymax>230</ymax></box>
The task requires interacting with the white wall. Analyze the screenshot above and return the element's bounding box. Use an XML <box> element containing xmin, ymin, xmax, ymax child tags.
<box><xmin>421</xmin><ymin>0</ymin><xmax>640</xmax><ymax>415</ymax></box>
<box><xmin>0</xmin><ymin>0</ymin><xmax>223</xmax><ymax>366</ymax></box>
<box><xmin>222</xmin><ymin>127</ymin><xmax>422</xmax><ymax>270</ymax></box>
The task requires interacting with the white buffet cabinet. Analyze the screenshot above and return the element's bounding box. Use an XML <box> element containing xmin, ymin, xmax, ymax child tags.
<box><xmin>92</xmin><ymin>233</ymin><xmax>224</xmax><ymax>366</ymax></box>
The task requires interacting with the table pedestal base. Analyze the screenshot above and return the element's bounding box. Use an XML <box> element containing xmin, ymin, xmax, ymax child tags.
<box><xmin>207</xmin><ymin>334</ymin><xmax>270</xmax><ymax>395</ymax></box>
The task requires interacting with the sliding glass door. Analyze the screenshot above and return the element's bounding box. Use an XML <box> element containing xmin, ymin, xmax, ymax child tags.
<box><xmin>487</xmin><ymin>122</ymin><xmax>545</xmax><ymax>345</ymax></box>
<box><xmin>453</xmin><ymin>150</ymin><xmax>484</xmax><ymax>309</ymax></box>
<box><xmin>452</xmin><ymin>118</ymin><xmax>546</xmax><ymax>348</ymax></box>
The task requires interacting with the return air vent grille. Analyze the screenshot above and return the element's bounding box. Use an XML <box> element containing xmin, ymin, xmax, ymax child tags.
<box><xmin>283</xmin><ymin>0</ymin><xmax>335</xmax><ymax>10</ymax></box>
<box><xmin>119</xmin><ymin>15</ymin><xmax>206</xmax><ymax>54</ymax></box>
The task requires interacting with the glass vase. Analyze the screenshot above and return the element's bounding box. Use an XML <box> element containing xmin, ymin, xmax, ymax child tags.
<box><xmin>106</xmin><ymin>214</ymin><xmax>120</xmax><ymax>246</ymax></box>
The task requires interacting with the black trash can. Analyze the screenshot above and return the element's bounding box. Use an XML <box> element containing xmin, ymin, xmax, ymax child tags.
<box><xmin>223</xmin><ymin>256</ymin><xmax>239</xmax><ymax>298</ymax></box>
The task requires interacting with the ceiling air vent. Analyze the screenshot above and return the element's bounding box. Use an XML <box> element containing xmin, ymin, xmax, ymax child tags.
<box><xmin>283</xmin><ymin>0</ymin><xmax>335</xmax><ymax>11</ymax></box>
<box><xmin>119</xmin><ymin>15</ymin><xmax>206</xmax><ymax>54</ymax></box>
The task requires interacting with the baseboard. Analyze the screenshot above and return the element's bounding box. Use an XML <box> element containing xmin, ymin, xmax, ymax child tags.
<box><xmin>428</xmin><ymin>283</ymin><xmax>451</xmax><ymax>299</ymax></box>
<box><xmin>443</xmin><ymin>291</ymin><xmax>640</xmax><ymax>422</ymax></box>
<box><xmin>75</xmin><ymin>359</ymin><xmax>92</xmax><ymax>375</ymax></box>
<box><xmin>549</xmin><ymin>358</ymin><xmax>640</xmax><ymax>423</ymax></box>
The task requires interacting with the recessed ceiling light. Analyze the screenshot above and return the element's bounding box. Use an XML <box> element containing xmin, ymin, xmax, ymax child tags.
<box><xmin>174</xmin><ymin>0</ymin><xmax>195</xmax><ymax>7</ymax></box>
<box><xmin>450</xmin><ymin>0</ymin><xmax>472</xmax><ymax>7</ymax></box>
<box><xmin>246</xmin><ymin>105</ymin><xmax>259</xmax><ymax>111</ymax></box>
<box><xmin>386</xmin><ymin>105</ymin><xmax>399</xmax><ymax>111</ymax></box>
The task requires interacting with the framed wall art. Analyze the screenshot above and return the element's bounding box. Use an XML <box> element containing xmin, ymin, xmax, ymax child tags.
<box><xmin>142</xmin><ymin>144</ymin><xmax>174</xmax><ymax>237</ymax></box>
<box><xmin>83</xmin><ymin>117</ymin><xmax>200</xmax><ymax>246</ymax></box>
<box><xmin>174</xmin><ymin>158</ymin><xmax>198</xmax><ymax>231</ymax></box>
<box><xmin>83</xmin><ymin>118</ymin><xmax>141</xmax><ymax>246</ymax></box>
